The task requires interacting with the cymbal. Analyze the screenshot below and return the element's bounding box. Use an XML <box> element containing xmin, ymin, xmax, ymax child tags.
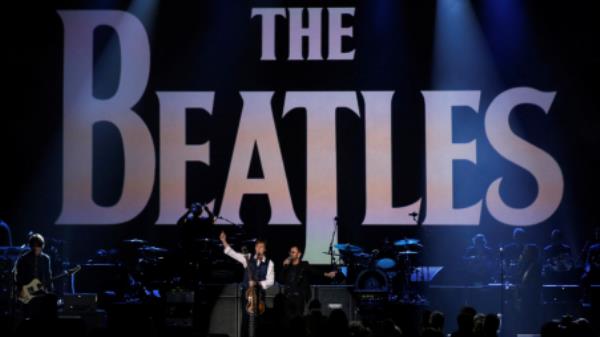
<box><xmin>354</xmin><ymin>252</ymin><xmax>372</xmax><ymax>258</ymax></box>
<box><xmin>194</xmin><ymin>237</ymin><xmax>220</xmax><ymax>244</ymax></box>
<box><xmin>393</xmin><ymin>239</ymin><xmax>422</xmax><ymax>247</ymax></box>
<box><xmin>241</xmin><ymin>238</ymin><xmax>258</xmax><ymax>245</ymax></box>
<box><xmin>122</xmin><ymin>238</ymin><xmax>148</xmax><ymax>244</ymax></box>
<box><xmin>138</xmin><ymin>246</ymin><xmax>168</xmax><ymax>253</ymax></box>
<box><xmin>121</xmin><ymin>238</ymin><xmax>148</xmax><ymax>248</ymax></box>
<box><xmin>335</xmin><ymin>243</ymin><xmax>363</xmax><ymax>253</ymax></box>
<box><xmin>397</xmin><ymin>250</ymin><xmax>419</xmax><ymax>255</ymax></box>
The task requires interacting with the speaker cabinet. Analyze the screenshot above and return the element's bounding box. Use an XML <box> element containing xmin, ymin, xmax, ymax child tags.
<box><xmin>310</xmin><ymin>285</ymin><xmax>355</xmax><ymax>319</ymax></box>
<box><xmin>202</xmin><ymin>283</ymin><xmax>280</xmax><ymax>337</ymax></box>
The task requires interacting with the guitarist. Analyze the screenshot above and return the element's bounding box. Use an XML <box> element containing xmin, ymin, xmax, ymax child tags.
<box><xmin>219</xmin><ymin>231</ymin><xmax>274</xmax><ymax>337</ymax></box>
<box><xmin>14</xmin><ymin>233</ymin><xmax>57</xmax><ymax>320</ymax></box>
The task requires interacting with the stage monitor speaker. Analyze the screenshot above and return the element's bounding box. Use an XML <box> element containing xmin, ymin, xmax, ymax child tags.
<box><xmin>63</xmin><ymin>293</ymin><xmax>98</xmax><ymax>312</ymax></box>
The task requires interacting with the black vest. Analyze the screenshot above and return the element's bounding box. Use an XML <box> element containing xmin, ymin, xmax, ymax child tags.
<box><xmin>242</xmin><ymin>256</ymin><xmax>270</xmax><ymax>289</ymax></box>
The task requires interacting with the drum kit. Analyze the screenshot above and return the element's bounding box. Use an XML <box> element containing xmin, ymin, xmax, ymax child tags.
<box><xmin>330</xmin><ymin>237</ymin><xmax>425</xmax><ymax>303</ymax></box>
<box><xmin>97</xmin><ymin>238</ymin><xmax>174</xmax><ymax>287</ymax></box>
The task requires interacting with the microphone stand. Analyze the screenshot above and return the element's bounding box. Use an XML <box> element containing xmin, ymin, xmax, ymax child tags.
<box><xmin>206</xmin><ymin>205</ymin><xmax>246</xmax><ymax>250</ymax></box>
<box><xmin>216</xmin><ymin>215</ymin><xmax>243</xmax><ymax>228</ymax></box>
<box><xmin>499</xmin><ymin>246</ymin><xmax>505</xmax><ymax>337</ymax></box>
<box><xmin>206</xmin><ymin>205</ymin><xmax>243</xmax><ymax>229</ymax></box>
<box><xmin>410</xmin><ymin>210</ymin><xmax>428</xmax><ymax>303</ymax></box>
<box><xmin>328</xmin><ymin>217</ymin><xmax>338</xmax><ymax>267</ymax></box>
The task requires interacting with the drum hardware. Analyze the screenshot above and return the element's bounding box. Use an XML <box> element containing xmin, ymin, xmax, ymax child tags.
<box><xmin>397</xmin><ymin>250</ymin><xmax>418</xmax><ymax>255</ymax></box>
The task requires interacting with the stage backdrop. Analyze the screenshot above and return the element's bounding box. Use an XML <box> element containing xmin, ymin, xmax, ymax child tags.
<box><xmin>3</xmin><ymin>1</ymin><xmax>599</xmax><ymax>265</ymax></box>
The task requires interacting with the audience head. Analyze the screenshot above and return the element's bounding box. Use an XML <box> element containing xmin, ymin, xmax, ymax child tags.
<box><xmin>381</xmin><ymin>319</ymin><xmax>403</xmax><ymax>337</ymax></box>
<box><xmin>550</xmin><ymin>229</ymin><xmax>563</xmax><ymax>245</ymax></box>
<box><xmin>457</xmin><ymin>313</ymin><xmax>474</xmax><ymax>332</ymax></box>
<box><xmin>513</xmin><ymin>227</ymin><xmax>526</xmax><ymax>245</ymax></box>
<box><xmin>460</xmin><ymin>306</ymin><xmax>477</xmax><ymax>317</ymax></box>
<box><xmin>473</xmin><ymin>313</ymin><xmax>486</xmax><ymax>335</ymax></box>
<box><xmin>348</xmin><ymin>321</ymin><xmax>371</xmax><ymax>337</ymax></box>
<box><xmin>540</xmin><ymin>321</ymin><xmax>561</xmax><ymax>337</ymax></box>
<box><xmin>483</xmin><ymin>314</ymin><xmax>500</xmax><ymax>336</ymax></box>
<box><xmin>308</xmin><ymin>299</ymin><xmax>322</xmax><ymax>312</ymax></box>
<box><xmin>572</xmin><ymin>317</ymin><xmax>594</xmax><ymax>337</ymax></box>
<box><xmin>429</xmin><ymin>311</ymin><xmax>444</xmax><ymax>331</ymax></box>
<box><xmin>327</xmin><ymin>309</ymin><xmax>349</xmax><ymax>336</ymax></box>
<box><xmin>472</xmin><ymin>234</ymin><xmax>487</xmax><ymax>248</ymax></box>
<box><xmin>289</xmin><ymin>316</ymin><xmax>307</xmax><ymax>337</ymax></box>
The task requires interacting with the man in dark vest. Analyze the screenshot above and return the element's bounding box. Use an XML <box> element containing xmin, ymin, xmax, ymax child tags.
<box><xmin>220</xmin><ymin>231</ymin><xmax>274</xmax><ymax>337</ymax></box>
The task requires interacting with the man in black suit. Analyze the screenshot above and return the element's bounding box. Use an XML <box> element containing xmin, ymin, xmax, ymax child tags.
<box><xmin>280</xmin><ymin>245</ymin><xmax>336</xmax><ymax>319</ymax></box>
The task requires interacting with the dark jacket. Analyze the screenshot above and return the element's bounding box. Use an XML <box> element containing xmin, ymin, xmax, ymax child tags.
<box><xmin>281</xmin><ymin>261</ymin><xmax>313</xmax><ymax>302</ymax></box>
<box><xmin>15</xmin><ymin>251</ymin><xmax>53</xmax><ymax>290</ymax></box>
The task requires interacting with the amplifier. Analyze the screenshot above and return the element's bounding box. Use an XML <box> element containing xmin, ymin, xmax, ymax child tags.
<box><xmin>310</xmin><ymin>285</ymin><xmax>355</xmax><ymax>319</ymax></box>
<box><xmin>165</xmin><ymin>289</ymin><xmax>195</xmax><ymax>328</ymax></box>
<box><xmin>166</xmin><ymin>289</ymin><xmax>195</xmax><ymax>303</ymax></box>
<box><xmin>63</xmin><ymin>293</ymin><xmax>98</xmax><ymax>312</ymax></box>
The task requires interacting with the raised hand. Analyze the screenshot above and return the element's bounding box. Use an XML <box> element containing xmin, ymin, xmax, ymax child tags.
<box><xmin>219</xmin><ymin>231</ymin><xmax>228</xmax><ymax>247</ymax></box>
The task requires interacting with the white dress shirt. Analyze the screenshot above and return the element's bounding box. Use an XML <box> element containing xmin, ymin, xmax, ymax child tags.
<box><xmin>224</xmin><ymin>246</ymin><xmax>275</xmax><ymax>290</ymax></box>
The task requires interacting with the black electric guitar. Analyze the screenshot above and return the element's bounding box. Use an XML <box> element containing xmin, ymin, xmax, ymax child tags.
<box><xmin>18</xmin><ymin>265</ymin><xmax>81</xmax><ymax>304</ymax></box>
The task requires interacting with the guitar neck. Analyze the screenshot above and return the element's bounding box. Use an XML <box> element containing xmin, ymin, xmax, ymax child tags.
<box><xmin>51</xmin><ymin>273</ymin><xmax>68</xmax><ymax>281</ymax></box>
<box><xmin>51</xmin><ymin>266</ymin><xmax>80</xmax><ymax>281</ymax></box>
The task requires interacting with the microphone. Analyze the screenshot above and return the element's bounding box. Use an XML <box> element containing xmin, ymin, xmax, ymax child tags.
<box><xmin>284</xmin><ymin>252</ymin><xmax>294</xmax><ymax>266</ymax></box>
<box><xmin>408</xmin><ymin>211</ymin><xmax>418</xmax><ymax>223</ymax></box>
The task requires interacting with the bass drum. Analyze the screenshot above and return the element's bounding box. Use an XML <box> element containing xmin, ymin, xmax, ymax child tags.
<box><xmin>354</xmin><ymin>268</ymin><xmax>389</xmax><ymax>293</ymax></box>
